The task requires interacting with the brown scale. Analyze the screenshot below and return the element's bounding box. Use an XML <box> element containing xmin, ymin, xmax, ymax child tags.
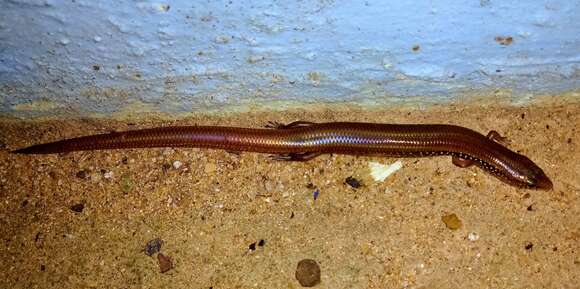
<box><xmin>13</xmin><ymin>121</ymin><xmax>552</xmax><ymax>190</ymax></box>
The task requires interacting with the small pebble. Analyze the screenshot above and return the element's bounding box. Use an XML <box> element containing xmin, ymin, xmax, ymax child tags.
<box><xmin>242</xmin><ymin>239</ymin><xmax>267</xmax><ymax>250</ymax></box>
<box><xmin>525</xmin><ymin>243</ymin><xmax>534</xmax><ymax>250</ymax></box>
<box><xmin>144</xmin><ymin>238</ymin><xmax>163</xmax><ymax>256</ymax></box>
<box><xmin>467</xmin><ymin>232</ymin><xmax>479</xmax><ymax>241</ymax></box>
<box><xmin>103</xmin><ymin>171</ymin><xmax>114</xmax><ymax>179</ymax></box>
<box><xmin>157</xmin><ymin>253</ymin><xmax>174</xmax><ymax>273</ymax></box>
<box><xmin>172</xmin><ymin>160</ymin><xmax>183</xmax><ymax>169</ymax></box>
<box><xmin>442</xmin><ymin>213</ymin><xmax>462</xmax><ymax>230</ymax></box>
<box><xmin>70</xmin><ymin>203</ymin><xmax>85</xmax><ymax>213</ymax></box>
<box><xmin>295</xmin><ymin>259</ymin><xmax>321</xmax><ymax>287</ymax></box>
<box><xmin>345</xmin><ymin>176</ymin><xmax>361</xmax><ymax>188</ymax></box>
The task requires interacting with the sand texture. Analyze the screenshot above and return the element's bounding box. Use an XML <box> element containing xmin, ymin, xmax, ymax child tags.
<box><xmin>0</xmin><ymin>103</ymin><xmax>578</xmax><ymax>288</ymax></box>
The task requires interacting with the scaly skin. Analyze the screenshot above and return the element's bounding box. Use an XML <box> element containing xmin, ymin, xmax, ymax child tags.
<box><xmin>12</xmin><ymin>121</ymin><xmax>553</xmax><ymax>190</ymax></box>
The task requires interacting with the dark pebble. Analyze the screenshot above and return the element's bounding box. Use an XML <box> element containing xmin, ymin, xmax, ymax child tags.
<box><xmin>525</xmin><ymin>243</ymin><xmax>534</xmax><ymax>250</ymax></box>
<box><xmin>40</xmin><ymin>264</ymin><xmax>45</xmax><ymax>271</ymax></box>
<box><xmin>295</xmin><ymin>259</ymin><xmax>321</xmax><ymax>287</ymax></box>
<box><xmin>157</xmin><ymin>253</ymin><xmax>174</xmax><ymax>273</ymax></box>
<box><xmin>76</xmin><ymin>170</ymin><xmax>89</xmax><ymax>179</ymax></box>
<box><xmin>527</xmin><ymin>205</ymin><xmax>533</xmax><ymax>211</ymax></box>
<box><xmin>306</xmin><ymin>183</ymin><xmax>316</xmax><ymax>189</ymax></box>
<box><xmin>345</xmin><ymin>176</ymin><xmax>361</xmax><ymax>188</ymax></box>
<box><xmin>70</xmin><ymin>203</ymin><xmax>85</xmax><ymax>213</ymax></box>
<box><xmin>258</xmin><ymin>239</ymin><xmax>265</xmax><ymax>247</ymax></box>
<box><xmin>145</xmin><ymin>238</ymin><xmax>163</xmax><ymax>256</ymax></box>
<box><xmin>249</xmin><ymin>242</ymin><xmax>256</xmax><ymax>251</ymax></box>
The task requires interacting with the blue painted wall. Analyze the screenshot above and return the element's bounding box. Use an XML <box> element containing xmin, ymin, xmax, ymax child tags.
<box><xmin>1</xmin><ymin>0</ymin><xmax>579</xmax><ymax>116</ymax></box>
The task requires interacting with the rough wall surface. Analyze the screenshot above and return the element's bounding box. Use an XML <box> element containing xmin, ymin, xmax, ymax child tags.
<box><xmin>1</xmin><ymin>0</ymin><xmax>579</xmax><ymax>117</ymax></box>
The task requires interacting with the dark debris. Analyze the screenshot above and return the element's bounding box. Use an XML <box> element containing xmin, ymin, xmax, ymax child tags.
<box><xmin>345</xmin><ymin>176</ymin><xmax>362</xmax><ymax>188</ymax></box>
<box><xmin>145</xmin><ymin>238</ymin><xmax>163</xmax><ymax>256</ymax></box>
<box><xmin>76</xmin><ymin>170</ymin><xmax>89</xmax><ymax>179</ymax></box>
<box><xmin>525</xmin><ymin>243</ymin><xmax>534</xmax><ymax>250</ymax></box>
<box><xmin>70</xmin><ymin>203</ymin><xmax>85</xmax><ymax>213</ymax></box>
<box><xmin>157</xmin><ymin>253</ymin><xmax>174</xmax><ymax>273</ymax></box>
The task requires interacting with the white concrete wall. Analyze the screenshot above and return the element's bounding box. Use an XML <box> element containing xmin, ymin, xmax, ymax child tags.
<box><xmin>1</xmin><ymin>0</ymin><xmax>579</xmax><ymax>117</ymax></box>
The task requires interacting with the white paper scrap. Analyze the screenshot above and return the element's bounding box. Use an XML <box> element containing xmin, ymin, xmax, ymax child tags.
<box><xmin>369</xmin><ymin>160</ymin><xmax>403</xmax><ymax>182</ymax></box>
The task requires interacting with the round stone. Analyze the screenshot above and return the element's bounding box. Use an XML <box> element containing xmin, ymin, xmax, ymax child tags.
<box><xmin>295</xmin><ymin>259</ymin><xmax>321</xmax><ymax>287</ymax></box>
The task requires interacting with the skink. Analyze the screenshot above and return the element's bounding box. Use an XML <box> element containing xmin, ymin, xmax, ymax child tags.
<box><xmin>12</xmin><ymin>121</ymin><xmax>553</xmax><ymax>190</ymax></box>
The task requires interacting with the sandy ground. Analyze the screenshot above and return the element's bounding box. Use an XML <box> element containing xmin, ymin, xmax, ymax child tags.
<box><xmin>0</xmin><ymin>102</ymin><xmax>578</xmax><ymax>289</ymax></box>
